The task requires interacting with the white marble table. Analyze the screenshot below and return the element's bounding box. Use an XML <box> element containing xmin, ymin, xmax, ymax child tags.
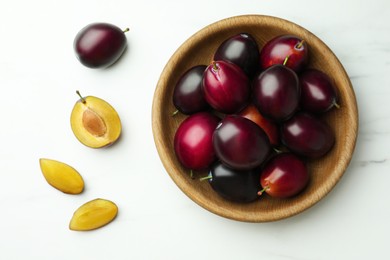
<box><xmin>0</xmin><ymin>0</ymin><xmax>389</xmax><ymax>259</ymax></box>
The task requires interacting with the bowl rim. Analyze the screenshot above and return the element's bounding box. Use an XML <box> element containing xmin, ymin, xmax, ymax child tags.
<box><xmin>152</xmin><ymin>14</ymin><xmax>359</xmax><ymax>222</ymax></box>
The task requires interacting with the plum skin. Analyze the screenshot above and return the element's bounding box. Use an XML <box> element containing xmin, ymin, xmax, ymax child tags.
<box><xmin>207</xmin><ymin>161</ymin><xmax>261</xmax><ymax>203</ymax></box>
<box><xmin>299</xmin><ymin>69</ymin><xmax>339</xmax><ymax>113</ymax></box>
<box><xmin>74</xmin><ymin>23</ymin><xmax>128</xmax><ymax>68</ymax></box>
<box><xmin>174</xmin><ymin>112</ymin><xmax>220</xmax><ymax>170</ymax></box>
<box><xmin>252</xmin><ymin>64</ymin><xmax>300</xmax><ymax>122</ymax></box>
<box><xmin>213</xmin><ymin>115</ymin><xmax>271</xmax><ymax>170</ymax></box>
<box><xmin>259</xmin><ymin>34</ymin><xmax>308</xmax><ymax>72</ymax></box>
<box><xmin>214</xmin><ymin>33</ymin><xmax>260</xmax><ymax>78</ymax></box>
<box><xmin>202</xmin><ymin>61</ymin><xmax>250</xmax><ymax>114</ymax></box>
<box><xmin>280</xmin><ymin>112</ymin><xmax>335</xmax><ymax>158</ymax></box>
<box><xmin>260</xmin><ymin>153</ymin><xmax>309</xmax><ymax>198</ymax></box>
<box><xmin>238</xmin><ymin>105</ymin><xmax>279</xmax><ymax>146</ymax></box>
<box><xmin>173</xmin><ymin>65</ymin><xmax>209</xmax><ymax>114</ymax></box>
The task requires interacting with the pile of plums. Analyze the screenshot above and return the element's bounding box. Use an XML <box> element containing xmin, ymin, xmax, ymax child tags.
<box><xmin>172</xmin><ymin>33</ymin><xmax>339</xmax><ymax>203</ymax></box>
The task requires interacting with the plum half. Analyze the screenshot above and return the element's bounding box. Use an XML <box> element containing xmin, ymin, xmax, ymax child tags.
<box><xmin>70</xmin><ymin>91</ymin><xmax>122</xmax><ymax>148</ymax></box>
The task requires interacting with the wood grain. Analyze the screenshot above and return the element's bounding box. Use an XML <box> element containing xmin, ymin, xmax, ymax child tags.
<box><xmin>152</xmin><ymin>15</ymin><xmax>358</xmax><ymax>222</ymax></box>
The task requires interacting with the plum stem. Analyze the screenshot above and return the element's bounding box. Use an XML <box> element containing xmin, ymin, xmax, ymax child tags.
<box><xmin>199</xmin><ymin>175</ymin><xmax>212</xmax><ymax>181</ymax></box>
<box><xmin>283</xmin><ymin>55</ymin><xmax>290</xmax><ymax>66</ymax></box>
<box><xmin>296</xmin><ymin>40</ymin><xmax>305</xmax><ymax>49</ymax></box>
<box><xmin>190</xmin><ymin>170</ymin><xmax>194</xmax><ymax>179</ymax></box>
<box><xmin>123</xmin><ymin>28</ymin><xmax>130</xmax><ymax>33</ymax></box>
<box><xmin>212</xmin><ymin>61</ymin><xmax>219</xmax><ymax>71</ymax></box>
<box><xmin>257</xmin><ymin>186</ymin><xmax>269</xmax><ymax>196</ymax></box>
<box><xmin>334</xmin><ymin>101</ymin><xmax>340</xmax><ymax>109</ymax></box>
<box><xmin>273</xmin><ymin>147</ymin><xmax>283</xmax><ymax>154</ymax></box>
<box><xmin>76</xmin><ymin>90</ymin><xmax>86</xmax><ymax>104</ymax></box>
<box><xmin>172</xmin><ymin>110</ymin><xmax>179</xmax><ymax>116</ymax></box>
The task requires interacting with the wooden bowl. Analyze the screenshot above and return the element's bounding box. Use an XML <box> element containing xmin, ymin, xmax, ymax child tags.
<box><xmin>152</xmin><ymin>15</ymin><xmax>358</xmax><ymax>222</ymax></box>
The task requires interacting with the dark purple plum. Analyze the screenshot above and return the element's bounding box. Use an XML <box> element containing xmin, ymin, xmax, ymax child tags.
<box><xmin>213</xmin><ymin>115</ymin><xmax>271</xmax><ymax>170</ymax></box>
<box><xmin>252</xmin><ymin>64</ymin><xmax>300</xmax><ymax>121</ymax></box>
<box><xmin>260</xmin><ymin>153</ymin><xmax>309</xmax><ymax>198</ymax></box>
<box><xmin>260</xmin><ymin>35</ymin><xmax>308</xmax><ymax>72</ymax></box>
<box><xmin>238</xmin><ymin>105</ymin><xmax>279</xmax><ymax>146</ymax></box>
<box><xmin>172</xmin><ymin>65</ymin><xmax>209</xmax><ymax>114</ymax></box>
<box><xmin>214</xmin><ymin>33</ymin><xmax>260</xmax><ymax>78</ymax></box>
<box><xmin>202</xmin><ymin>61</ymin><xmax>250</xmax><ymax>114</ymax></box>
<box><xmin>281</xmin><ymin>113</ymin><xmax>335</xmax><ymax>158</ymax></box>
<box><xmin>174</xmin><ymin>112</ymin><xmax>220</xmax><ymax>170</ymax></box>
<box><xmin>300</xmin><ymin>69</ymin><xmax>339</xmax><ymax>113</ymax></box>
<box><xmin>74</xmin><ymin>23</ymin><xmax>128</xmax><ymax>68</ymax></box>
<box><xmin>202</xmin><ymin>161</ymin><xmax>261</xmax><ymax>203</ymax></box>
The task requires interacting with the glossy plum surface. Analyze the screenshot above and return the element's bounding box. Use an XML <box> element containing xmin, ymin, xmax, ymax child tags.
<box><xmin>202</xmin><ymin>60</ymin><xmax>250</xmax><ymax>114</ymax></box>
<box><xmin>207</xmin><ymin>161</ymin><xmax>260</xmax><ymax>203</ymax></box>
<box><xmin>260</xmin><ymin>34</ymin><xmax>308</xmax><ymax>72</ymax></box>
<box><xmin>213</xmin><ymin>115</ymin><xmax>271</xmax><ymax>170</ymax></box>
<box><xmin>252</xmin><ymin>64</ymin><xmax>300</xmax><ymax>121</ymax></box>
<box><xmin>238</xmin><ymin>105</ymin><xmax>279</xmax><ymax>146</ymax></box>
<box><xmin>174</xmin><ymin>112</ymin><xmax>220</xmax><ymax>170</ymax></box>
<box><xmin>260</xmin><ymin>153</ymin><xmax>309</xmax><ymax>198</ymax></box>
<box><xmin>300</xmin><ymin>69</ymin><xmax>339</xmax><ymax>113</ymax></box>
<box><xmin>281</xmin><ymin>113</ymin><xmax>335</xmax><ymax>158</ymax></box>
<box><xmin>214</xmin><ymin>33</ymin><xmax>260</xmax><ymax>78</ymax></box>
<box><xmin>74</xmin><ymin>23</ymin><xmax>128</xmax><ymax>68</ymax></box>
<box><xmin>173</xmin><ymin>65</ymin><xmax>209</xmax><ymax>114</ymax></box>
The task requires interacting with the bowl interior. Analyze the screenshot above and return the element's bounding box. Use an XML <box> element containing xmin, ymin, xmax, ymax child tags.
<box><xmin>152</xmin><ymin>15</ymin><xmax>358</xmax><ymax>222</ymax></box>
